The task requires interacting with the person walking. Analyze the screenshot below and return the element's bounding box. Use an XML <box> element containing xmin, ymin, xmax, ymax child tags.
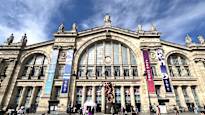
<box><xmin>156</xmin><ymin>105</ymin><xmax>160</xmax><ymax>115</ymax></box>
<box><xmin>111</xmin><ymin>106</ymin><xmax>114</xmax><ymax>115</ymax></box>
<box><xmin>135</xmin><ymin>107</ymin><xmax>139</xmax><ymax>115</ymax></box>
<box><xmin>194</xmin><ymin>105</ymin><xmax>199</xmax><ymax>114</ymax></box>
<box><xmin>173</xmin><ymin>105</ymin><xmax>179</xmax><ymax>115</ymax></box>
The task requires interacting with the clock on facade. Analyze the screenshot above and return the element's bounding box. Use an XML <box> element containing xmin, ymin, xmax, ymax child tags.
<box><xmin>104</xmin><ymin>56</ymin><xmax>112</xmax><ymax>64</ymax></box>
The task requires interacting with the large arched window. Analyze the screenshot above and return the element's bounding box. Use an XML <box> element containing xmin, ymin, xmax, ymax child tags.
<box><xmin>167</xmin><ymin>53</ymin><xmax>190</xmax><ymax>77</ymax></box>
<box><xmin>77</xmin><ymin>40</ymin><xmax>138</xmax><ymax>79</ymax></box>
<box><xmin>20</xmin><ymin>54</ymin><xmax>48</xmax><ymax>80</ymax></box>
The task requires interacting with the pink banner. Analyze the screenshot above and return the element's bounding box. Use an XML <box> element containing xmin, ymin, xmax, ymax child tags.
<box><xmin>143</xmin><ymin>50</ymin><xmax>155</xmax><ymax>93</ymax></box>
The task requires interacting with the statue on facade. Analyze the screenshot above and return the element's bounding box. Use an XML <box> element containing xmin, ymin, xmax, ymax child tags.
<box><xmin>6</xmin><ymin>33</ymin><xmax>14</xmax><ymax>45</ymax></box>
<box><xmin>104</xmin><ymin>14</ymin><xmax>111</xmax><ymax>27</ymax></box>
<box><xmin>71</xmin><ymin>23</ymin><xmax>77</xmax><ymax>32</ymax></box>
<box><xmin>21</xmin><ymin>33</ymin><xmax>27</xmax><ymax>45</ymax></box>
<box><xmin>58</xmin><ymin>23</ymin><xmax>65</xmax><ymax>33</ymax></box>
<box><xmin>185</xmin><ymin>34</ymin><xmax>192</xmax><ymax>45</ymax></box>
<box><xmin>151</xmin><ymin>24</ymin><xmax>157</xmax><ymax>31</ymax></box>
<box><xmin>197</xmin><ymin>35</ymin><xmax>204</xmax><ymax>44</ymax></box>
<box><xmin>137</xmin><ymin>24</ymin><xmax>143</xmax><ymax>32</ymax></box>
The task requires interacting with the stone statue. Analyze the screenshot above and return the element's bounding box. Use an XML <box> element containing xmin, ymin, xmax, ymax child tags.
<box><xmin>71</xmin><ymin>23</ymin><xmax>77</xmax><ymax>32</ymax></box>
<box><xmin>21</xmin><ymin>33</ymin><xmax>27</xmax><ymax>45</ymax></box>
<box><xmin>137</xmin><ymin>25</ymin><xmax>143</xmax><ymax>31</ymax></box>
<box><xmin>58</xmin><ymin>23</ymin><xmax>65</xmax><ymax>33</ymax></box>
<box><xmin>104</xmin><ymin>14</ymin><xmax>111</xmax><ymax>27</ymax></box>
<box><xmin>151</xmin><ymin>24</ymin><xmax>157</xmax><ymax>31</ymax></box>
<box><xmin>197</xmin><ymin>35</ymin><xmax>204</xmax><ymax>44</ymax></box>
<box><xmin>6</xmin><ymin>33</ymin><xmax>14</xmax><ymax>45</ymax></box>
<box><xmin>185</xmin><ymin>34</ymin><xmax>192</xmax><ymax>45</ymax></box>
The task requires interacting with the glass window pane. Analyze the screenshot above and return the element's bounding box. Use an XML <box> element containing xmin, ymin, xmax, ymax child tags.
<box><xmin>114</xmin><ymin>43</ymin><xmax>119</xmax><ymax>64</ymax></box>
<box><xmin>96</xmin><ymin>44</ymin><xmax>104</xmax><ymax>64</ymax></box>
<box><xmin>122</xmin><ymin>46</ymin><xmax>128</xmax><ymax>64</ymax></box>
<box><xmin>80</xmin><ymin>53</ymin><xmax>87</xmax><ymax>65</ymax></box>
<box><xmin>88</xmin><ymin>47</ymin><xmax>95</xmax><ymax>65</ymax></box>
<box><xmin>35</xmin><ymin>56</ymin><xmax>44</xmax><ymax>65</ymax></box>
<box><xmin>130</xmin><ymin>51</ymin><xmax>136</xmax><ymax>65</ymax></box>
<box><xmin>105</xmin><ymin>42</ymin><xmax>112</xmax><ymax>57</ymax></box>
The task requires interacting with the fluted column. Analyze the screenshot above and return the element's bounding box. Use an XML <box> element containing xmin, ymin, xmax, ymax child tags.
<box><xmin>186</xmin><ymin>86</ymin><xmax>195</xmax><ymax>104</ymax></box>
<box><xmin>130</xmin><ymin>86</ymin><xmax>135</xmax><ymax>108</ymax></box>
<box><xmin>28</xmin><ymin>87</ymin><xmax>38</xmax><ymax>108</ymax></box>
<box><xmin>121</xmin><ymin>86</ymin><xmax>125</xmax><ymax>108</ymax></box>
<box><xmin>177</xmin><ymin>86</ymin><xmax>187</xmax><ymax>108</ymax></box>
<box><xmin>17</xmin><ymin>87</ymin><xmax>27</xmax><ymax>109</ymax></box>
<box><xmin>81</xmin><ymin>86</ymin><xmax>86</xmax><ymax>106</ymax></box>
<box><xmin>92</xmin><ymin>86</ymin><xmax>96</xmax><ymax>102</ymax></box>
<box><xmin>101</xmin><ymin>86</ymin><xmax>105</xmax><ymax>112</ymax></box>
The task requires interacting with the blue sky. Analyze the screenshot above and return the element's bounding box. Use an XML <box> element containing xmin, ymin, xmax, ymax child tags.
<box><xmin>0</xmin><ymin>0</ymin><xmax>205</xmax><ymax>45</ymax></box>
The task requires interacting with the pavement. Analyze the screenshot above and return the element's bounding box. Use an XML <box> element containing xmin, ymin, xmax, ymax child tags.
<box><xmin>27</xmin><ymin>112</ymin><xmax>200</xmax><ymax>115</ymax></box>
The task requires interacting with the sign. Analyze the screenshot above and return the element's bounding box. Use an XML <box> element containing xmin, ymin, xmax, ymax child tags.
<box><xmin>142</xmin><ymin>50</ymin><xmax>155</xmax><ymax>93</ymax></box>
<box><xmin>45</xmin><ymin>49</ymin><xmax>59</xmax><ymax>95</ymax></box>
<box><xmin>156</xmin><ymin>49</ymin><xmax>172</xmax><ymax>92</ymax></box>
<box><xmin>61</xmin><ymin>49</ymin><xmax>74</xmax><ymax>93</ymax></box>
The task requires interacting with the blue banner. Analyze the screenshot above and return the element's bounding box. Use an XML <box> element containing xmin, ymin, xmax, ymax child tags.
<box><xmin>45</xmin><ymin>49</ymin><xmax>59</xmax><ymax>95</ymax></box>
<box><xmin>156</xmin><ymin>49</ymin><xmax>172</xmax><ymax>92</ymax></box>
<box><xmin>61</xmin><ymin>49</ymin><xmax>74</xmax><ymax>93</ymax></box>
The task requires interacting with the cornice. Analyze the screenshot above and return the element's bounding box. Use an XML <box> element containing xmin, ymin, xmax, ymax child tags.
<box><xmin>24</xmin><ymin>40</ymin><xmax>54</xmax><ymax>50</ymax></box>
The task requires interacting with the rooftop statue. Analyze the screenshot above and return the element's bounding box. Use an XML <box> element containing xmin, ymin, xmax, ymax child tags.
<box><xmin>21</xmin><ymin>33</ymin><xmax>27</xmax><ymax>45</ymax></box>
<box><xmin>6</xmin><ymin>33</ymin><xmax>14</xmax><ymax>45</ymax></box>
<box><xmin>104</xmin><ymin>14</ymin><xmax>111</xmax><ymax>27</ymax></box>
<box><xmin>137</xmin><ymin>24</ymin><xmax>143</xmax><ymax>32</ymax></box>
<box><xmin>185</xmin><ymin>34</ymin><xmax>192</xmax><ymax>45</ymax></box>
<box><xmin>151</xmin><ymin>24</ymin><xmax>157</xmax><ymax>31</ymax></box>
<box><xmin>58</xmin><ymin>23</ymin><xmax>65</xmax><ymax>33</ymax></box>
<box><xmin>197</xmin><ymin>35</ymin><xmax>204</xmax><ymax>44</ymax></box>
<box><xmin>72</xmin><ymin>23</ymin><xmax>77</xmax><ymax>32</ymax></box>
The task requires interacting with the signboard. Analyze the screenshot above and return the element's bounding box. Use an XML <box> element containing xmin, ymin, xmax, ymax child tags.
<box><xmin>156</xmin><ymin>49</ymin><xmax>172</xmax><ymax>92</ymax></box>
<box><xmin>61</xmin><ymin>49</ymin><xmax>74</xmax><ymax>93</ymax></box>
<box><xmin>142</xmin><ymin>50</ymin><xmax>155</xmax><ymax>93</ymax></box>
<box><xmin>45</xmin><ymin>49</ymin><xmax>59</xmax><ymax>95</ymax></box>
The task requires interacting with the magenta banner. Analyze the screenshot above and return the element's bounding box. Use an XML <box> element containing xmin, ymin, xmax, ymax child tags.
<box><xmin>142</xmin><ymin>50</ymin><xmax>155</xmax><ymax>93</ymax></box>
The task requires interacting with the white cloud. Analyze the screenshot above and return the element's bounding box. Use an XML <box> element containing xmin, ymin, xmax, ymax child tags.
<box><xmin>81</xmin><ymin>0</ymin><xmax>205</xmax><ymax>45</ymax></box>
<box><xmin>0</xmin><ymin>0</ymin><xmax>68</xmax><ymax>45</ymax></box>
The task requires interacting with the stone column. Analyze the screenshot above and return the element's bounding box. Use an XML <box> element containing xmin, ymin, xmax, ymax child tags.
<box><xmin>28</xmin><ymin>87</ymin><xmax>38</xmax><ymax>108</ymax></box>
<box><xmin>121</xmin><ymin>86</ymin><xmax>125</xmax><ymax>108</ymax></box>
<box><xmin>92</xmin><ymin>86</ymin><xmax>96</xmax><ymax>102</ymax></box>
<box><xmin>101</xmin><ymin>86</ymin><xmax>105</xmax><ymax>112</ymax></box>
<box><xmin>186</xmin><ymin>86</ymin><xmax>195</xmax><ymax>104</ymax></box>
<box><xmin>17</xmin><ymin>87</ymin><xmax>27</xmax><ymax>109</ymax></box>
<box><xmin>177</xmin><ymin>86</ymin><xmax>187</xmax><ymax>108</ymax></box>
<box><xmin>81</xmin><ymin>86</ymin><xmax>86</xmax><ymax>106</ymax></box>
<box><xmin>130</xmin><ymin>86</ymin><xmax>135</xmax><ymax>108</ymax></box>
<box><xmin>160</xmin><ymin>85</ymin><xmax>166</xmax><ymax>98</ymax></box>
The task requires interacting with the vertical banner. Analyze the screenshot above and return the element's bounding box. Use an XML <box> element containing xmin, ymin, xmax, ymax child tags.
<box><xmin>45</xmin><ymin>49</ymin><xmax>59</xmax><ymax>95</ymax></box>
<box><xmin>156</xmin><ymin>49</ymin><xmax>172</xmax><ymax>92</ymax></box>
<box><xmin>142</xmin><ymin>50</ymin><xmax>155</xmax><ymax>93</ymax></box>
<box><xmin>61</xmin><ymin>49</ymin><xmax>74</xmax><ymax>93</ymax></box>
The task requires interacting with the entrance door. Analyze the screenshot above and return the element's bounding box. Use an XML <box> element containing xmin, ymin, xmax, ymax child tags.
<box><xmin>136</xmin><ymin>103</ymin><xmax>141</xmax><ymax>112</ymax></box>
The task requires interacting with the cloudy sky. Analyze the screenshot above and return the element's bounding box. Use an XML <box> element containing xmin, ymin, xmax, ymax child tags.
<box><xmin>0</xmin><ymin>0</ymin><xmax>205</xmax><ymax>45</ymax></box>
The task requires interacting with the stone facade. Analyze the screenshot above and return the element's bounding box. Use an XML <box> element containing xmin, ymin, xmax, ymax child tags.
<box><xmin>0</xmin><ymin>15</ymin><xmax>205</xmax><ymax>114</ymax></box>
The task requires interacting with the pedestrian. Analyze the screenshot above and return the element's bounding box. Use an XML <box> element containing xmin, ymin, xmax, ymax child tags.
<box><xmin>194</xmin><ymin>105</ymin><xmax>199</xmax><ymax>114</ymax></box>
<box><xmin>111</xmin><ymin>106</ymin><xmax>114</xmax><ymax>115</ymax></box>
<box><xmin>135</xmin><ymin>107</ymin><xmax>139</xmax><ymax>115</ymax></box>
<box><xmin>121</xmin><ymin>107</ymin><xmax>125</xmax><ymax>115</ymax></box>
<box><xmin>156</xmin><ymin>105</ymin><xmax>160</xmax><ymax>115</ymax></box>
<box><xmin>173</xmin><ymin>105</ymin><xmax>179</xmax><ymax>115</ymax></box>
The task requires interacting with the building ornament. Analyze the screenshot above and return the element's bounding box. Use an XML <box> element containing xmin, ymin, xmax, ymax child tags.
<box><xmin>58</xmin><ymin>23</ymin><xmax>65</xmax><ymax>33</ymax></box>
<box><xmin>151</xmin><ymin>24</ymin><xmax>157</xmax><ymax>31</ymax></box>
<box><xmin>6</xmin><ymin>33</ymin><xmax>14</xmax><ymax>45</ymax></box>
<box><xmin>104</xmin><ymin>14</ymin><xmax>111</xmax><ymax>27</ymax></box>
<box><xmin>185</xmin><ymin>34</ymin><xmax>192</xmax><ymax>45</ymax></box>
<box><xmin>71</xmin><ymin>23</ymin><xmax>77</xmax><ymax>32</ymax></box>
<box><xmin>21</xmin><ymin>34</ymin><xmax>27</xmax><ymax>45</ymax></box>
<box><xmin>197</xmin><ymin>35</ymin><xmax>204</xmax><ymax>44</ymax></box>
<box><xmin>137</xmin><ymin>25</ymin><xmax>143</xmax><ymax>32</ymax></box>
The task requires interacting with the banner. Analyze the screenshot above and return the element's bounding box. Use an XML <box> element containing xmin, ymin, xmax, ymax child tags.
<box><xmin>61</xmin><ymin>49</ymin><xmax>74</xmax><ymax>93</ymax></box>
<box><xmin>156</xmin><ymin>49</ymin><xmax>172</xmax><ymax>92</ymax></box>
<box><xmin>45</xmin><ymin>49</ymin><xmax>59</xmax><ymax>95</ymax></box>
<box><xmin>142</xmin><ymin>50</ymin><xmax>155</xmax><ymax>93</ymax></box>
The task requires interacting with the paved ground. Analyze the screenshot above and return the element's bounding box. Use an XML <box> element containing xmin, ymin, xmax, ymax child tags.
<box><xmin>27</xmin><ymin>112</ymin><xmax>199</xmax><ymax>115</ymax></box>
